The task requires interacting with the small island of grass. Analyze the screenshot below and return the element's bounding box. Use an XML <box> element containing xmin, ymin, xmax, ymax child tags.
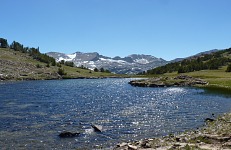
<box><xmin>129</xmin><ymin>75</ymin><xmax>208</xmax><ymax>87</ymax></box>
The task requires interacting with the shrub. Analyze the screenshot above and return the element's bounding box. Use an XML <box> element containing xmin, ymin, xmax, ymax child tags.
<box><xmin>226</xmin><ymin>64</ymin><xmax>231</xmax><ymax>72</ymax></box>
<box><xmin>36</xmin><ymin>64</ymin><xmax>42</xmax><ymax>68</ymax></box>
<box><xmin>57</xmin><ymin>67</ymin><xmax>66</xmax><ymax>75</ymax></box>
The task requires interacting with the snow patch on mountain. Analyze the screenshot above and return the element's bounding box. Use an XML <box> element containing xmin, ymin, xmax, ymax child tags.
<box><xmin>99</xmin><ymin>58</ymin><xmax>127</xmax><ymax>64</ymax></box>
<box><xmin>134</xmin><ymin>58</ymin><xmax>150</xmax><ymax>64</ymax></box>
<box><xmin>67</xmin><ymin>53</ymin><xmax>76</xmax><ymax>59</ymax></box>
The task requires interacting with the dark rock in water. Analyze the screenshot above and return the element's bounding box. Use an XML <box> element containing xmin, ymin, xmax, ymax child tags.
<box><xmin>91</xmin><ymin>124</ymin><xmax>103</xmax><ymax>132</ymax></box>
<box><xmin>59</xmin><ymin>131</ymin><xmax>80</xmax><ymax>138</ymax></box>
<box><xmin>205</xmin><ymin>118</ymin><xmax>215</xmax><ymax>122</ymax></box>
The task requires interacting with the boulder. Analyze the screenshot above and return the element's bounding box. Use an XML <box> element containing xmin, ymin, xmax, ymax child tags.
<box><xmin>128</xmin><ymin>144</ymin><xmax>138</xmax><ymax>150</ymax></box>
<box><xmin>91</xmin><ymin>124</ymin><xmax>103</xmax><ymax>132</ymax></box>
<box><xmin>117</xmin><ymin>142</ymin><xmax>128</xmax><ymax>147</ymax></box>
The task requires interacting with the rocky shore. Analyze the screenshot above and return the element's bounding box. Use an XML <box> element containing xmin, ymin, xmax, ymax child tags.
<box><xmin>129</xmin><ymin>75</ymin><xmax>208</xmax><ymax>87</ymax></box>
<box><xmin>115</xmin><ymin>113</ymin><xmax>231</xmax><ymax>150</ymax></box>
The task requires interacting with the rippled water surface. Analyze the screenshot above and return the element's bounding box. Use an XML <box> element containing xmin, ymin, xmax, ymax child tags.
<box><xmin>0</xmin><ymin>78</ymin><xmax>231</xmax><ymax>149</ymax></box>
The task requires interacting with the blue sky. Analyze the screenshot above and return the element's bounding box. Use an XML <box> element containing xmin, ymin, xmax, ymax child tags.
<box><xmin>1</xmin><ymin>0</ymin><xmax>231</xmax><ymax>60</ymax></box>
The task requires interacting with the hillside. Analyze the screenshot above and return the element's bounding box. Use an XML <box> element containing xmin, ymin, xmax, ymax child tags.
<box><xmin>0</xmin><ymin>48</ymin><xmax>120</xmax><ymax>81</ymax></box>
<box><xmin>145</xmin><ymin>48</ymin><xmax>231</xmax><ymax>75</ymax></box>
<box><xmin>0</xmin><ymin>48</ymin><xmax>58</xmax><ymax>80</ymax></box>
<box><xmin>139</xmin><ymin>48</ymin><xmax>231</xmax><ymax>89</ymax></box>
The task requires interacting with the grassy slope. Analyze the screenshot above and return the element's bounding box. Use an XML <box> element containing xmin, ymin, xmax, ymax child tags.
<box><xmin>160</xmin><ymin>66</ymin><xmax>231</xmax><ymax>90</ymax></box>
<box><xmin>0</xmin><ymin>48</ymin><xmax>57</xmax><ymax>80</ymax></box>
<box><xmin>0</xmin><ymin>48</ymin><xmax>124</xmax><ymax>80</ymax></box>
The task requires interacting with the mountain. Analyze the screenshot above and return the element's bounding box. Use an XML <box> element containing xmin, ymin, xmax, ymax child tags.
<box><xmin>46</xmin><ymin>52</ymin><xmax>168</xmax><ymax>74</ymax></box>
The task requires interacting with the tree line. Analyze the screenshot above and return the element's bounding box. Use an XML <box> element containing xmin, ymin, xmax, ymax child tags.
<box><xmin>144</xmin><ymin>48</ymin><xmax>231</xmax><ymax>75</ymax></box>
<box><xmin>0</xmin><ymin>38</ymin><xmax>56</xmax><ymax>66</ymax></box>
<box><xmin>93</xmin><ymin>67</ymin><xmax>111</xmax><ymax>73</ymax></box>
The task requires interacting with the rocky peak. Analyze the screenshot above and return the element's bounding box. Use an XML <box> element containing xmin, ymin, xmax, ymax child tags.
<box><xmin>73</xmin><ymin>52</ymin><xmax>100</xmax><ymax>61</ymax></box>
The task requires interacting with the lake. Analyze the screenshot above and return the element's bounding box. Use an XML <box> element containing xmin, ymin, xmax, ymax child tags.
<box><xmin>0</xmin><ymin>78</ymin><xmax>231</xmax><ymax>149</ymax></box>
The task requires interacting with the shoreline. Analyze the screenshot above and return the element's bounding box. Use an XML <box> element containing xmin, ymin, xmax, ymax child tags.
<box><xmin>0</xmin><ymin>75</ymin><xmax>131</xmax><ymax>82</ymax></box>
<box><xmin>114</xmin><ymin>112</ymin><xmax>231</xmax><ymax>150</ymax></box>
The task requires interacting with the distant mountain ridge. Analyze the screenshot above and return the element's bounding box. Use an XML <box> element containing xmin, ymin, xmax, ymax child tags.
<box><xmin>170</xmin><ymin>49</ymin><xmax>220</xmax><ymax>63</ymax></box>
<box><xmin>47</xmin><ymin>49</ymin><xmax>222</xmax><ymax>74</ymax></box>
<box><xmin>47</xmin><ymin>52</ymin><xmax>168</xmax><ymax>74</ymax></box>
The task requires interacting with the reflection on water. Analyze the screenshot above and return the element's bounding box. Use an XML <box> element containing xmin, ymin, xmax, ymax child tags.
<box><xmin>202</xmin><ymin>86</ymin><xmax>231</xmax><ymax>97</ymax></box>
<box><xmin>0</xmin><ymin>78</ymin><xmax>231</xmax><ymax>149</ymax></box>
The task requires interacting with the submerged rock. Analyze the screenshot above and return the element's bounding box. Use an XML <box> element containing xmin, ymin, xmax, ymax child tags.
<box><xmin>58</xmin><ymin>131</ymin><xmax>80</xmax><ymax>138</ymax></box>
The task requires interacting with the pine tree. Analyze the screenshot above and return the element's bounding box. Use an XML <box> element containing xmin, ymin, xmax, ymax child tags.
<box><xmin>100</xmin><ymin>68</ymin><xmax>105</xmax><ymax>72</ymax></box>
<box><xmin>0</xmin><ymin>38</ymin><xmax>8</xmax><ymax>48</ymax></box>
<box><xmin>94</xmin><ymin>68</ymin><xmax>99</xmax><ymax>72</ymax></box>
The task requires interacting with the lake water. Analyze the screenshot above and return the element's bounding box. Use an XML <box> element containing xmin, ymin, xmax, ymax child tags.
<box><xmin>0</xmin><ymin>78</ymin><xmax>231</xmax><ymax>149</ymax></box>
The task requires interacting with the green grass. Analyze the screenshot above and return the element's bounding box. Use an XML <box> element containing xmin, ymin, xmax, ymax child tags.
<box><xmin>184</xmin><ymin>67</ymin><xmax>231</xmax><ymax>89</ymax></box>
<box><xmin>146</xmin><ymin>67</ymin><xmax>231</xmax><ymax>90</ymax></box>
